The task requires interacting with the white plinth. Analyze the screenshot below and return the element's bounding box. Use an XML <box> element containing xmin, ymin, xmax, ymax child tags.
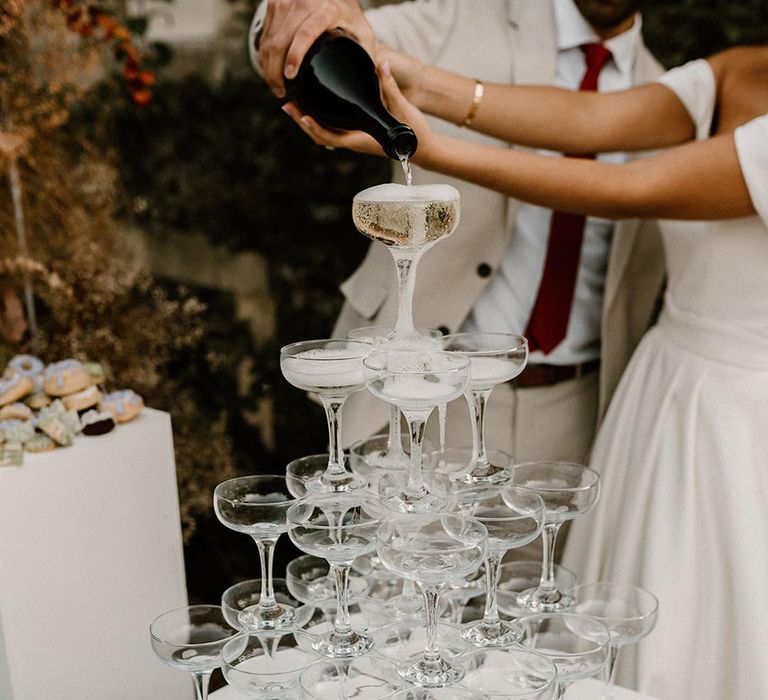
<box><xmin>0</xmin><ymin>408</ymin><xmax>191</xmax><ymax>700</ymax></box>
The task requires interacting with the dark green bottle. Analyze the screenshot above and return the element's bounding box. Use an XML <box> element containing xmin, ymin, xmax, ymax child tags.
<box><xmin>285</xmin><ymin>31</ymin><xmax>418</xmax><ymax>161</ymax></box>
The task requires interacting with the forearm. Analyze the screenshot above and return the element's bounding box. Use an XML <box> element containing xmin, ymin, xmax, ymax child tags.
<box><xmin>418</xmin><ymin>132</ymin><xmax>754</xmax><ymax>221</ymax></box>
<box><xmin>410</xmin><ymin>64</ymin><xmax>695</xmax><ymax>154</ymax></box>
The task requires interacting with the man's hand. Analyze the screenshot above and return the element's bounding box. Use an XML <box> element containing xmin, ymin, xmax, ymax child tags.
<box><xmin>259</xmin><ymin>0</ymin><xmax>376</xmax><ymax>99</ymax></box>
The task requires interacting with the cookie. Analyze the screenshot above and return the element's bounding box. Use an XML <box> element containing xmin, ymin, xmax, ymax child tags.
<box><xmin>62</xmin><ymin>385</ymin><xmax>102</xmax><ymax>413</ymax></box>
<box><xmin>8</xmin><ymin>354</ymin><xmax>44</xmax><ymax>379</ymax></box>
<box><xmin>24</xmin><ymin>433</ymin><xmax>57</xmax><ymax>453</ymax></box>
<box><xmin>0</xmin><ymin>402</ymin><xmax>32</xmax><ymax>421</ymax></box>
<box><xmin>100</xmin><ymin>390</ymin><xmax>143</xmax><ymax>423</ymax></box>
<box><xmin>80</xmin><ymin>410</ymin><xmax>116</xmax><ymax>436</ymax></box>
<box><xmin>0</xmin><ymin>419</ymin><xmax>34</xmax><ymax>444</ymax></box>
<box><xmin>0</xmin><ymin>374</ymin><xmax>33</xmax><ymax>406</ymax></box>
<box><xmin>0</xmin><ymin>442</ymin><xmax>23</xmax><ymax>467</ymax></box>
<box><xmin>24</xmin><ymin>391</ymin><xmax>51</xmax><ymax>410</ymax></box>
<box><xmin>43</xmin><ymin>360</ymin><xmax>92</xmax><ymax>397</ymax></box>
<box><xmin>37</xmin><ymin>415</ymin><xmax>74</xmax><ymax>447</ymax></box>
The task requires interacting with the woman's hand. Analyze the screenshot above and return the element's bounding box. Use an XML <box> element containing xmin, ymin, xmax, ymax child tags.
<box><xmin>281</xmin><ymin>60</ymin><xmax>437</xmax><ymax>163</ymax></box>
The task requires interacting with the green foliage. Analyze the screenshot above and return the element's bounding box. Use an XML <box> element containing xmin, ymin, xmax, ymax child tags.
<box><xmin>643</xmin><ymin>0</ymin><xmax>768</xmax><ymax>67</ymax></box>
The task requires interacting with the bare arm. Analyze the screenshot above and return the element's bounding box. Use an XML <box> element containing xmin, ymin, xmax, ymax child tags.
<box><xmin>420</xmin><ymin>130</ymin><xmax>754</xmax><ymax>220</ymax></box>
<box><xmin>391</xmin><ymin>54</ymin><xmax>697</xmax><ymax>154</ymax></box>
<box><xmin>285</xmin><ymin>64</ymin><xmax>754</xmax><ymax>222</ymax></box>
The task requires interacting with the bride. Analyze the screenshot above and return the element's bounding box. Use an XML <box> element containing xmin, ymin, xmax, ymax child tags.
<box><xmin>283</xmin><ymin>45</ymin><xmax>768</xmax><ymax>700</ymax></box>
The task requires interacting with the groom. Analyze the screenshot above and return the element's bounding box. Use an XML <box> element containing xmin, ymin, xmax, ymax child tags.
<box><xmin>256</xmin><ymin>0</ymin><xmax>665</xmax><ymax>463</ymax></box>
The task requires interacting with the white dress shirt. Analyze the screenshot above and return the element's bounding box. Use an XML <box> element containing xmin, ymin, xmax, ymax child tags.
<box><xmin>462</xmin><ymin>0</ymin><xmax>642</xmax><ymax>366</ymax></box>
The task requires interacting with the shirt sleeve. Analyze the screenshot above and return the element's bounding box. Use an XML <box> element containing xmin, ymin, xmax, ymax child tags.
<box><xmin>734</xmin><ymin>114</ymin><xmax>768</xmax><ymax>227</ymax></box>
<box><xmin>655</xmin><ymin>58</ymin><xmax>717</xmax><ymax>141</ymax></box>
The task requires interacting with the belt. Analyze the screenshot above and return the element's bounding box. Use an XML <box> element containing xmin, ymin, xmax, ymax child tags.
<box><xmin>512</xmin><ymin>358</ymin><xmax>600</xmax><ymax>388</ymax></box>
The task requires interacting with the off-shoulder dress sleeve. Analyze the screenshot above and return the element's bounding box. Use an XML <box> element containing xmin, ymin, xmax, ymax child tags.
<box><xmin>734</xmin><ymin>114</ymin><xmax>768</xmax><ymax>227</ymax></box>
<box><xmin>656</xmin><ymin>58</ymin><xmax>717</xmax><ymax>141</ymax></box>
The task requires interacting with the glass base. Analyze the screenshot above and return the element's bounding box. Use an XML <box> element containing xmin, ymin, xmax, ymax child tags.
<box><xmin>517</xmin><ymin>586</ymin><xmax>574</xmax><ymax>614</ymax></box>
<box><xmin>364</xmin><ymin>448</ymin><xmax>411</xmax><ymax>470</ymax></box>
<box><xmin>307</xmin><ymin>470</ymin><xmax>368</xmax><ymax>495</ymax></box>
<box><xmin>384</xmin><ymin>592</ymin><xmax>425</xmax><ymax>622</ymax></box>
<box><xmin>399</xmin><ymin>654</ymin><xmax>464</xmax><ymax>688</ymax></box>
<box><xmin>451</xmin><ymin>461</ymin><xmax>511</xmax><ymax>486</ymax></box>
<box><xmin>461</xmin><ymin>619</ymin><xmax>522</xmax><ymax>648</ymax></box>
<box><xmin>237</xmin><ymin>602</ymin><xmax>296</xmax><ymax>632</ymax></box>
<box><xmin>312</xmin><ymin>629</ymin><xmax>374</xmax><ymax>659</ymax></box>
<box><xmin>382</xmin><ymin>490</ymin><xmax>453</xmax><ymax>514</ymax></box>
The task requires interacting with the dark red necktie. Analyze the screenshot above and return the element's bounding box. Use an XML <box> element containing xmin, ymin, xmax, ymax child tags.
<box><xmin>525</xmin><ymin>43</ymin><xmax>613</xmax><ymax>354</ymax></box>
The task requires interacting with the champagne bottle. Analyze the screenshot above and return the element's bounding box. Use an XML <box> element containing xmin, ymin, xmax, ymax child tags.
<box><xmin>284</xmin><ymin>31</ymin><xmax>418</xmax><ymax>161</ymax></box>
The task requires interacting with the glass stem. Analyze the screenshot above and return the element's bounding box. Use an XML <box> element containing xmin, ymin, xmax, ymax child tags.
<box><xmin>253</xmin><ymin>536</ymin><xmax>278</xmax><ymax>609</ymax></box>
<box><xmin>390</xmin><ymin>248</ymin><xmax>422</xmax><ymax>339</ymax></box>
<box><xmin>321</xmin><ymin>396</ymin><xmax>347</xmax><ymax>476</ymax></box>
<box><xmin>192</xmin><ymin>671</ymin><xmax>212</xmax><ymax>700</ymax></box>
<box><xmin>403</xmin><ymin>411</ymin><xmax>430</xmax><ymax>496</ymax></box>
<box><xmin>386</xmin><ymin>404</ymin><xmax>406</xmax><ymax>460</ymax></box>
<box><xmin>603</xmin><ymin>645</ymin><xmax>620</xmax><ymax>700</ymax></box>
<box><xmin>466</xmin><ymin>389</ymin><xmax>491</xmax><ymax>467</ymax></box>
<box><xmin>482</xmin><ymin>551</ymin><xmax>503</xmax><ymax>627</ymax></box>
<box><xmin>330</xmin><ymin>563</ymin><xmax>352</xmax><ymax>638</ymax></box>
<box><xmin>538</xmin><ymin>523</ymin><xmax>562</xmax><ymax>595</ymax></box>
<box><xmin>419</xmin><ymin>583</ymin><xmax>444</xmax><ymax>670</ymax></box>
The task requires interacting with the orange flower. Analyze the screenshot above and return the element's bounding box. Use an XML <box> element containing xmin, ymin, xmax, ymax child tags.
<box><xmin>130</xmin><ymin>88</ymin><xmax>152</xmax><ymax>106</ymax></box>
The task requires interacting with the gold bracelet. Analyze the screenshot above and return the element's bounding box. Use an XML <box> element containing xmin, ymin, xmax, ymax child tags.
<box><xmin>459</xmin><ymin>79</ymin><xmax>484</xmax><ymax>128</ymax></box>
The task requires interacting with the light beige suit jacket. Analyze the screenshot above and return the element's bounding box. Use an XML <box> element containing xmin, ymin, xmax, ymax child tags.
<box><xmin>333</xmin><ymin>0</ymin><xmax>666</xmax><ymax>446</ymax></box>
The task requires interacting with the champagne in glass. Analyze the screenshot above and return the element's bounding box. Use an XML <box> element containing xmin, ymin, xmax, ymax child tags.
<box><xmin>352</xmin><ymin>184</ymin><xmax>460</xmax><ymax>343</ymax></box>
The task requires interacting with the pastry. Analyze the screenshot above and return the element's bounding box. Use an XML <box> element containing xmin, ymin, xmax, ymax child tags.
<box><xmin>43</xmin><ymin>360</ymin><xmax>92</xmax><ymax>397</ymax></box>
<box><xmin>24</xmin><ymin>391</ymin><xmax>51</xmax><ymax>410</ymax></box>
<box><xmin>84</xmin><ymin>361</ymin><xmax>106</xmax><ymax>385</ymax></box>
<box><xmin>81</xmin><ymin>410</ymin><xmax>116</xmax><ymax>436</ymax></box>
<box><xmin>100</xmin><ymin>390</ymin><xmax>143</xmax><ymax>423</ymax></box>
<box><xmin>62</xmin><ymin>385</ymin><xmax>102</xmax><ymax>413</ymax></box>
<box><xmin>0</xmin><ymin>442</ymin><xmax>23</xmax><ymax>467</ymax></box>
<box><xmin>0</xmin><ymin>402</ymin><xmax>32</xmax><ymax>421</ymax></box>
<box><xmin>0</xmin><ymin>373</ymin><xmax>33</xmax><ymax>406</ymax></box>
<box><xmin>24</xmin><ymin>433</ymin><xmax>57</xmax><ymax>453</ymax></box>
<box><xmin>8</xmin><ymin>354</ymin><xmax>44</xmax><ymax>379</ymax></box>
<box><xmin>37</xmin><ymin>415</ymin><xmax>74</xmax><ymax>447</ymax></box>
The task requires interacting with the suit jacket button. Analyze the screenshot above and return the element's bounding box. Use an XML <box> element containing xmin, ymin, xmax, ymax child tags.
<box><xmin>477</xmin><ymin>263</ymin><xmax>492</xmax><ymax>278</ymax></box>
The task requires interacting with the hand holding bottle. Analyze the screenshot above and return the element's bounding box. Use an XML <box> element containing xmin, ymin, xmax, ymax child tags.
<box><xmin>283</xmin><ymin>59</ymin><xmax>434</xmax><ymax>163</ymax></box>
<box><xmin>257</xmin><ymin>0</ymin><xmax>376</xmax><ymax>99</ymax></box>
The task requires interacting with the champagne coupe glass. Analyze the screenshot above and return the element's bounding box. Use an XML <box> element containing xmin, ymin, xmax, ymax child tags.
<box><xmin>221</xmin><ymin>578</ymin><xmax>314</xmax><ymax>632</ymax></box>
<box><xmin>512</xmin><ymin>462</ymin><xmax>600</xmax><ymax>613</ymax></box>
<box><xmin>287</xmin><ymin>495</ymin><xmax>380</xmax><ymax>659</ymax></box>
<box><xmin>149</xmin><ymin>604</ymin><xmax>237</xmax><ymax>700</ymax></box>
<box><xmin>221</xmin><ymin>632</ymin><xmax>315</xmax><ymax>699</ymax></box>
<box><xmin>280</xmin><ymin>339</ymin><xmax>371</xmax><ymax>494</ymax></box>
<box><xmin>512</xmin><ymin>613</ymin><xmax>611</xmax><ymax>698</ymax></box>
<box><xmin>497</xmin><ymin>560</ymin><xmax>578</xmax><ymax>619</ymax></box>
<box><xmin>454</xmin><ymin>485</ymin><xmax>545</xmax><ymax>647</ymax></box>
<box><xmin>373</xmin><ymin>621</ymin><xmax>471</xmax><ymax>669</ymax></box>
<box><xmin>568</xmin><ymin>583</ymin><xmax>659</xmax><ymax>699</ymax></box>
<box><xmin>285</xmin><ymin>554</ymin><xmax>368</xmax><ymax>608</ymax></box>
<box><xmin>443</xmin><ymin>333</ymin><xmax>528</xmax><ymax>484</ymax></box>
<box><xmin>299</xmin><ymin>656</ymin><xmax>403</xmax><ymax>699</ymax></box>
<box><xmin>214</xmin><ymin>475</ymin><xmax>296</xmax><ymax>631</ymax></box>
<box><xmin>457</xmin><ymin>647</ymin><xmax>559</xmax><ymax>699</ymax></box>
<box><xmin>348</xmin><ymin>325</ymin><xmax>443</xmax><ymax>472</ymax></box>
<box><xmin>352</xmin><ymin>183</ymin><xmax>460</xmax><ymax>345</ymax></box>
<box><xmin>363</xmin><ymin>349</ymin><xmax>469</xmax><ymax>513</ymax></box>
<box><xmin>377</xmin><ymin>514</ymin><xmax>487</xmax><ymax>687</ymax></box>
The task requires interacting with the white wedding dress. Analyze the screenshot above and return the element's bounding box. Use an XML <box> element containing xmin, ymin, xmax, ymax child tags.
<box><xmin>562</xmin><ymin>59</ymin><xmax>768</xmax><ymax>700</ymax></box>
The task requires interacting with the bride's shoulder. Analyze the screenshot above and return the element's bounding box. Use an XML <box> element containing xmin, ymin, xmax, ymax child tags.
<box><xmin>709</xmin><ymin>46</ymin><xmax>768</xmax><ymax>85</ymax></box>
